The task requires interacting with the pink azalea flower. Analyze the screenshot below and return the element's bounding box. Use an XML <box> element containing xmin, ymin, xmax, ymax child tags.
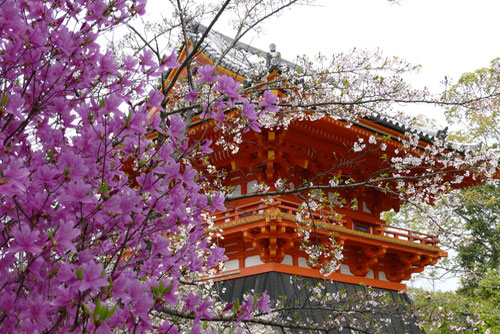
<box><xmin>242</xmin><ymin>100</ymin><xmax>257</xmax><ymax>120</ymax></box>
<box><xmin>10</xmin><ymin>224</ymin><xmax>41</xmax><ymax>255</ymax></box>
<box><xmin>184</xmin><ymin>89</ymin><xmax>198</xmax><ymax>103</ymax></box>
<box><xmin>197</xmin><ymin>64</ymin><xmax>217</xmax><ymax>83</ymax></box>
<box><xmin>0</xmin><ymin>159</ymin><xmax>29</xmax><ymax>195</ymax></box>
<box><xmin>147</xmin><ymin>89</ymin><xmax>164</xmax><ymax>111</ymax></box>
<box><xmin>163</xmin><ymin>49</ymin><xmax>180</xmax><ymax>68</ymax></box>
<box><xmin>53</xmin><ymin>220</ymin><xmax>80</xmax><ymax>254</ymax></box>
<box><xmin>237</xmin><ymin>296</ymin><xmax>255</xmax><ymax>322</ymax></box>
<box><xmin>163</xmin><ymin>279</ymin><xmax>178</xmax><ymax>306</ymax></box>
<box><xmin>167</xmin><ymin>114</ymin><xmax>187</xmax><ymax>139</ymax></box>
<box><xmin>75</xmin><ymin>261</ymin><xmax>108</xmax><ymax>292</ymax></box>
<box><xmin>206</xmin><ymin>246</ymin><xmax>227</xmax><ymax>267</ymax></box>
<box><xmin>257</xmin><ymin>292</ymin><xmax>271</xmax><ymax>313</ymax></box>
<box><xmin>63</xmin><ymin>179</ymin><xmax>94</xmax><ymax>204</ymax></box>
<box><xmin>182</xmin><ymin>293</ymin><xmax>201</xmax><ymax>312</ymax></box>
<box><xmin>139</xmin><ymin>49</ymin><xmax>156</xmax><ymax>72</ymax></box>
<box><xmin>19</xmin><ymin>295</ymin><xmax>50</xmax><ymax>331</ymax></box>
<box><xmin>200</xmin><ymin>139</ymin><xmax>213</xmax><ymax>154</ymax></box>
<box><xmin>259</xmin><ymin>90</ymin><xmax>279</xmax><ymax>113</ymax></box>
<box><xmin>215</xmin><ymin>75</ymin><xmax>241</xmax><ymax>102</ymax></box>
<box><xmin>210</xmin><ymin>192</ymin><xmax>226</xmax><ymax>211</ymax></box>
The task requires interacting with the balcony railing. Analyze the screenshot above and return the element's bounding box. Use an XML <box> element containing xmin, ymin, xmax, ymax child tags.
<box><xmin>213</xmin><ymin>197</ymin><xmax>439</xmax><ymax>247</ymax></box>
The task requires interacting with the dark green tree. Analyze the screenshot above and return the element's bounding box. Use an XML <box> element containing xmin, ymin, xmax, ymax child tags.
<box><xmin>456</xmin><ymin>183</ymin><xmax>500</xmax><ymax>293</ymax></box>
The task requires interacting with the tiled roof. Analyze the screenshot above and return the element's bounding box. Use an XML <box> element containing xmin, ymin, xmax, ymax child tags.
<box><xmin>218</xmin><ymin>272</ymin><xmax>422</xmax><ymax>334</ymax></box>
<box><xmin>187</xmin><ymin>23</ymin><xmax>298</xmax><ymax>79</ymax></box>
<box><xmin>365</xmin><ymin>114</ymin><xmax>440</xmax><ymax>143</ymax></box>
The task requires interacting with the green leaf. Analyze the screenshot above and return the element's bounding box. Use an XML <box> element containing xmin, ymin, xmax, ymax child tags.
<box><xmin>164</xmin><ymin>283</ymin><xmax>173</xmax><ymax>294</ymax></box>
<box><xmin>108</xmin><ymin>304</ymin><xmax>117</xmax><ymax>319</ymax></box>
<box><xmin>83</xmin><ymin>304</ymin><xmax>93</xmax><ymax>316</ymax></box>
<box><xmin>76</xmin><ymin>267</ymin><xmax>83</xmax><ymax>280</ymax></box>
<box><xmin>99</xmin><ymin>180</ymin><xmax>108</xmax><ymax>194</ymax></box>
<box><xmin>0</xmin><ymin>93</ymin><xmax>8</xmax><ymax>107</ymax></box>
<box><xmin>94</xmin><ymin>298</ymin><xmax>101</xmax><ymax>316</ymax></box>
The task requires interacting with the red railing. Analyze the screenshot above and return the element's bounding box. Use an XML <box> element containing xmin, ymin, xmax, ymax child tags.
<box><xmin>213</xmin><ymin>197</ymin><xmax>439</xmax><ymax>247</ymax></box>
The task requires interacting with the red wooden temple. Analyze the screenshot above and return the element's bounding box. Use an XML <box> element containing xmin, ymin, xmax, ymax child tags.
<box><xmin>153</xmin><ymin>24</ymin><xmax>485</xmax><ymax>298</ymax></box>
<box><xmin>143</xmin><ymin>22</ymin><xmax>498</xmax><ymax>332</ymax></box>
<box><xmin>194</xmin><ymin>122</ymin><xmax>447</xmax><ymax>291</ymax></box>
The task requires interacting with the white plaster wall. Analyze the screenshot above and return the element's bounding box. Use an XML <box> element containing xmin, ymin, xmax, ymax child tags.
<box><xmin>245</xmin><ymin>255</ymin><xmax>264</xmax><ymax>267</ymax></box>
<box><xmin>281</xmin><ymin>254</ymin><xmax>293</xmax><ymax>265</ymax></box>
<box><xmin>223</xmin><ymin>259</ymin><xmax>239</xmax><ymax>271</ymax></box>
<box><xmin>340</xmin><ymin>264</ymin><xmax>353</xmax><ymax>275</ymax></box>
<box><xmin>366</xmin><ymin>269</ymin><xmax>374</xmax><ymax>279</ymax></box>
<box><xmin>247</xmin><ymin>180</ymin><xmax>258</xmax><ymax>194</ymax></box>
<box><xmin>298</xmin><ymin>257</ymin><xmax>310</xmax><ymax>268</ymax></box>
<box><xmin>227</xmin><ymin>184</ymin><xmax>241</xmax><ymax>198</ymax></box>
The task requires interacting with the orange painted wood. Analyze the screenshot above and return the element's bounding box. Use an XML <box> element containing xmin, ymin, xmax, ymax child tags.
<box><xmin>208</xmin><ymin>263</ymin><xmax>406</xmax><ymax>291</ymax></box>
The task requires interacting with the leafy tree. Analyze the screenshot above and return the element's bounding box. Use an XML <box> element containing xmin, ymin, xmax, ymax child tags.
<box><xmin>390</xmin><ymin>58</ymin><xmax>500</xmax><ymax>333</ymax></box>
<box><xmin>444</xmin><ymin>58</ymin><xmax>500</xmax><ymax>147</ymax></box>
<box><xmin>0</xmin><ymin>0</ymin><xmax>498</xmax><ymax>333</ymax></box>
<box><xmin>456</xmin><ymin>184</ymin><xmax>500</xmax><ymax>290</ymax></box>
<box><xmin>409</xmin><ymin>269</ymin><xmax>500</xmax><ymax>334</ymax></box>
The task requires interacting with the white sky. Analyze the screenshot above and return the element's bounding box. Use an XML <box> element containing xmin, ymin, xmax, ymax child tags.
<box><xmin>144</xmin><ymin>0</ymin><xmax>500</xmax><ymax>291</ymax></box>
<box><xmin>249</xmin><ymin>0</ymin><xmax>500</xmax><ymax>90</ymax></box>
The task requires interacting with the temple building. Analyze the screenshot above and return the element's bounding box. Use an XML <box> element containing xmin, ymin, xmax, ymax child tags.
<box><xmin>159</xmin><ymin>23</ymin><xmax>481</xmax><ymax>333</ymax></box>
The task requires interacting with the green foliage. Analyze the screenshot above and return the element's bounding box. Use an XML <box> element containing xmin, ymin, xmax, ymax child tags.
<box><xmin>444</xmin><ymin>58</ymin><xmax>500</xmax><ymax>146</ymax></box>
<box><xmin>456</xmin><ymin>183</ymin><xmax>500</xmax><ymax>292</ymax></box>
<box><xmin>409</xmin><ymin>283</ymin><xmax>500</xmax><ymax>334</ymax></box>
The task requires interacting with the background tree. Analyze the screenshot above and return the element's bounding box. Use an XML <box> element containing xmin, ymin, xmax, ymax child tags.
<box><xmin>444</xmin><ymin>58</ymin><xmax>500</xmax><ymax>147</ymax></box>
<box><xmin>456</xmin><ymin>184</ymin><xmax>499</xmax><ymax>290</ymax></box>
<box><xmin>392</xmin><ymin>58</ymin><xmax>500</xmax><ymax>333</ymax></box>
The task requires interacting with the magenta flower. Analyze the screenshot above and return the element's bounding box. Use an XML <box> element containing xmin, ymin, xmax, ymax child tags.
<box><xmin>5</xmin><ymin>92</ymin><xmax>24</xmax><ymax>118</ymax></box>
<box><xmin>0</xmin><ymin>159</ymin><xmax>29</xmax><ymax>195</ymax></box>
<box><xmin>53</xmin><ymin>220</ymin><xmax>80</xmax><ymax>254</ymax></box>
<box><xmin>123</xmin><ymin>56</ymin><xmax>138</xmax><ymax>71</ymax></box>
<box><xmin>182</xmin><ymin>293</ymin><xmax>201</xmax><ymax>313</ymax></box>
<box><xmin>167</xmin><ymin>114</ymin><xmax>187</xmax><ymax>139</ymax></box>
<box><xmin>245</xmin><ymin>120</ymin><xmax>262</xmax><ymax>133</ymax></box>
<box><xmin>132</xmin><ymin>295</ymin><xmax>154</xmax><ymax>326</ymax></box>
<box><xmin>197</xmin><ymin>64</ymin><xmax>217</xmax><ymax>83</ymax></box>
<box><xmin>163</xmin><ymin>279</ymin><xmax>178</xmax><ymax>306</ymax></box>
<box><xmin>257</xmin><ymin>292</ymin><xmax>271</xmax><ymax>313</ymax></box>
<box><xmin>136</xmin><ymin>172</ymin><xmax>157</xmax><ymax>193</ymax></box>
<box><xmin>200</xmin><ymin>139</ymin><xmax>213</xmax><ymax>154</ymax></box>
<box><xmin>237</xmin><ymin>296</ymin><xmax>255</xmax><ymax>321</ymax></box>
<box><xmin>103</xmin><ymin>93</ymin><xmax>123</xmax><ymax>115</ymax></box>
<box><xmin>184</xmin><ymin>89</ymin><xmax>198</xmax><ymax>103</ymax></box>
<box><xmin>164</xmin><ymin>49</ymin><xmax>180</xmax><ymax>68</ymax></box>
<box><xmin>63</xmin><ymin>179</ymin><xmax>94</xmax><ymax>204</ymax></box>
<box><xmin>157</xmin><ymin>321</ymin><xmax>180</xmax><ymax>334</ymax></box>
<box><xmin>58</xmin><ymin>149</ymin><xmax>88</xmax><ymax>179</ymax></box>
<box><xmin>139</xmin><ymin>49</ymin><xmax>156</xmax><ymax>72</ymax></box>
<box><xmin>242</xmin><ymin>99</ymin><xmax>257</xmax><ymax>121</ymax></box>
<box><xmin>259</xmin><ymin>90</ymin><xmax>279</xmax><ymax>113</ymax></box>
<box><xmin>215</xmin><ymin>75</ymin><xmax>241</xmax><ymax>102</ymax></box>
<box><xmin>126</xmin><ymin>112</ymin><xmax>148</xmax><ymax>135</ymax></box>
<box><xmin>206</xmin><ymin>246</ymin><xmax>227</xmax><ymax>267</ymax></box>
<box><xmin>211</xmin><ymin>98</ymin><xmax>227</xmax><ymax>122</ymax></box>
<box><xmin>18</xmin><ymin>295</ymin><xmax>50</xmax><ymax>331</ymax></box>
<box><xmin>99</xmin><ymin>50</ymin><xmax>119</xmax><ymax>76</ymax></box>
<box><xmin>210</xmin><ymin>192</ymin><xmax>226</xmax><ymax>211</ymax></box>
<box><xmin>75</xmin><ymin>261</ymin><xmax>108</xmax><ymax>292</ymax></box>
<box><xmin>10</xmin><ymin>224</ymin><xmax>41</xmax><ymax>255</ymax></box>
<box><xmin>147</xmin><ymin>89</ymin><xmax>164</xmax><ymax>110</ymax></box>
